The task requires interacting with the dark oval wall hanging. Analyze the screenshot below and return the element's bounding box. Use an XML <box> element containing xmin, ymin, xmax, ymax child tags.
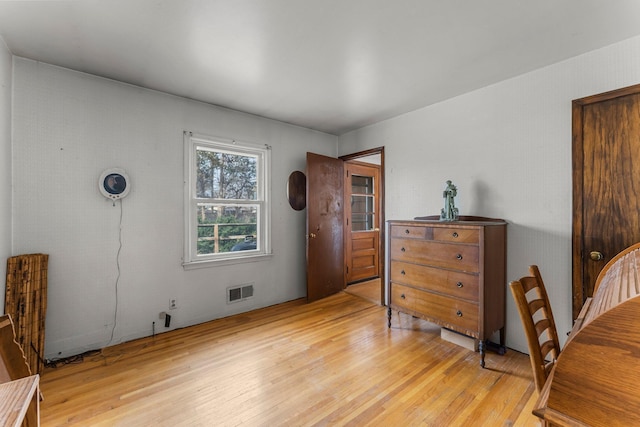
<box><xmin>287</xmin><ymin>170</ymin><xmax>306</xmax><ymax>211</ymax></box>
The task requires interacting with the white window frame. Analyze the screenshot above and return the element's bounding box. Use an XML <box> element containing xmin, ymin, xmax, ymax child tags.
<box><xmin>183</xmin><ymin>131</ymin><xmax>271</xmax><ymax>268</ymax></box>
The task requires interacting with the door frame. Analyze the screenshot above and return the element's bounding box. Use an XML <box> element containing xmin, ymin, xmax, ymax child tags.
<box><xmin>340</xmin><ymin>147</ymin><xmax>385</xmax><ymax>304</ymax></box>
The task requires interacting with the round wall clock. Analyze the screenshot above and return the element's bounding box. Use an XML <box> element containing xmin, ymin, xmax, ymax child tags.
<box><xmin>99</xmin><ymin>168</ymin><xmax>131</xmax><ymax>200</ymax></box>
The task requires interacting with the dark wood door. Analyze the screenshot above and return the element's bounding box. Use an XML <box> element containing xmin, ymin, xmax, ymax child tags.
<box><xmin>306</xmin><ymin>152</ymin><xmax>345</xmax><ymax>302</ymax></box>
<box><xmin>345</xmin><ymin>161</ymin><xmax>381</xmax><ymax>284</ymax></box>
<box><xmin>572</xmin><ymin>84</ymin><xmax>640</xmax><ymax>318</ymax></box>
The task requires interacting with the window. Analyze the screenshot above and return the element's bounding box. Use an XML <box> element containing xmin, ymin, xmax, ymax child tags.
<box><xmin>351</xmin><ymin>174</ymin><xmax>375</xmax><ymax>231</ymax></box>
<box><xmin>184</xmin><ymin>132</ymin><xmax>271</xmax><ymax>266</ymax></box>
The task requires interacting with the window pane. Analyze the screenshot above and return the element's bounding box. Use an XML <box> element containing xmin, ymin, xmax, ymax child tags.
<box><xmin>351</xmin><ymin>195</ymin><xmax>375</xmax><ymax>231</ymax></box>
<box><xmin>352</xmin><ymin>175</ymin><xmax>374</xmax><ymax>195</ymax></box>
<box><xmin>185</xmin><ymin>133</ymin><xmax>270</xmax><ymax>265</ymax></box>
<box><xmin>196</xmin><ymin>148</ymin><xmax>257</xmax><ymax>200</ymax></box>
<box><xmin>351</xmin><ymin>195</ymin><xmax>375</xmax><ymax>214</ymax></box>
<box><xmin>352</xmin><ymin>213</ymin><xmax>374</xmax><ymax>231</ymax></box>
<box><xmin>196</xmin><ymin>203</ymin><xmax>258</xmax><ymax>255</ymax></box>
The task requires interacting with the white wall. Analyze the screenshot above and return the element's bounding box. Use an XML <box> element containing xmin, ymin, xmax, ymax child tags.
<box><xmin>0</xmin><ymin>38</ymin><xmax>12</xmax><ymax>311</ymax></box>
<box><xmin>12</xmin><ymin>58</ymin><xmax>337</xmax><ymax>359</ymax></box>
<box><xmin>12</xmin><ymin>35</ymin><xmax>640</xmax><ymax>360</ymax></box>
<box><xmin>339</xmin><ymin>35</ymin><xmax>640</xmax><ymax>354</ymax></box>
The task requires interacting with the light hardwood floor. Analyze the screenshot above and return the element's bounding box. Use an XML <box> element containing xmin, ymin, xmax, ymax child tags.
<box><xmin>344</xmin><ymin>278</ymin><xmax>382</xmax><ymax>305</ymax></box>
<box><xmin>40</xmin><ymin>292</ymin><xmax>541</xmax><ymax>426</ymax></box>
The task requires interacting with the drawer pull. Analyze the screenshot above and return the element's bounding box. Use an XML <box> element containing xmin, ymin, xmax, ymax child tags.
<box><xmin>456</xmin><ymin>310</ymin><xmax>463</xmax><ymax>317</ymax></box>
<box><xmin>452</xmin><ymin>232</ymin><xmax>458</xmax><ymax>238</ymax></box>
<box><xmin>401</xmin><ymin>270</ymin><xmax>406</xmax><ymax>275</ymax></box>
<box><xmin>456</xmin><ymin>282</ymin><xmax>463</xmax><ymax>288</ymax></box>
<box><xmin>401</xmin><ymin>247</ymin><xmax>406</xmax><ymax>252</ymax></box>
<box><xmin>400</xmin><ymin>294</ymin><xmax>406</xmax><ymax>299</ymax></box>
<box><xmin>405</xmin><ymin>229</ymin><xmax>410</xmax><ymax>234</ymax></box>
<box><xmin>456</xmin><ymin>254</ymin><xmax>463</xmax><ymax>260</ymax></box>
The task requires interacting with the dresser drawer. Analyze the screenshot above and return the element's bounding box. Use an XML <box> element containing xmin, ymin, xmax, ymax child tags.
<box><xmin>391</xmin><ymin>284</ymin><xmax>479</xmax><ymax>333</ymax></box>
<box><xmin>433</xmin><ymin>227</ymin><xmax>479</xmax><ymax>243</ymax></box>
<box><xmin>390</xmin><ymin>224</ymin><xmax>480</xmax><ymax>244</ymax></box>
<box><xmin>390</xmin><ymin>261</ymin><xmax>478</xmax><ymax>301</ymax></box>
<box><xmin>390</xmin><ymin>225</ymin><xmax>426</xmax><ymax>239</ymax></box>
<box><xmin>390</xmin><ymin>239</ymin><xmax>479</xmax><ymax>272</ymax></box>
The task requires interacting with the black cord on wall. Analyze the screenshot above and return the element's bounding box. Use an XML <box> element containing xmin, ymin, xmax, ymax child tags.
<box><xmin>107</xmin><ymin>199</ymin><xmax>123</xmax><ymax>346</ymax></box>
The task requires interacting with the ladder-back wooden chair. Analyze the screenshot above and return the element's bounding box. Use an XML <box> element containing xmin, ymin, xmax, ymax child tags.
<box><xmin>0</xmin><ymin>314</ymin><xmax>39</xmax><ymax>426</ymax></box>
<box><xmin>509</xmin><ymin>265</ymin><xmax>561</xmax><ymax>392</ymax></box>
<box><xmin>0</xmin><ymin>314</ymin><xmax>32</xmax><ymax>383</ymax></box>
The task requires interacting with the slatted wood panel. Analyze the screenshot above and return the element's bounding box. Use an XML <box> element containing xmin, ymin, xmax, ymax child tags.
<box><xmin>5</xmin><ymin>254</ymin><xmax>49</xmax><ymax>375</ymax></box>
<box><xmin>584</xmin><ymin>242</ymin><xmax>640</xmax><ymax>326</ymax></box>
<box><xmin>39</xmin><ymin>292</ymin><xmax>540</xmax><ymax>426</ymax></box>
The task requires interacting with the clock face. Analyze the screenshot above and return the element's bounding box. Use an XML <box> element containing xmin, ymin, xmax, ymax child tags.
<box><xmin>99</xmin><ymin>168</ymin><xmax>130</xmax><ymax>200</ymax></box>
<box><xmin>103</xmin><ymin>173</ymin><xmax>127</xmax><ymax>195</ymax></box>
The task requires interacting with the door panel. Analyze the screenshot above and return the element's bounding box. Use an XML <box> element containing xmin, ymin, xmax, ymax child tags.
<box><xmin>573</xmin><ymin>84</ymin><xmax>640</xmax><ymax>318</ymax></box>
<box><xmin>349</xmin><ymin>232</ymin><xmax>378</xmax><ymax>282</ymax></box>
<box><xmin>306</xmin><ymin>152</ymin><xmax>344</xmax><ymax>302</ymax></box>
<box><xmin>345</xmin><ymin>162</ymin><xmax>381</xmax><ymax>284</ymax></box>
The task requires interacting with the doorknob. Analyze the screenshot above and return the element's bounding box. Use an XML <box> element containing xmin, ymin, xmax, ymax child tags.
<box><xmin>589</xmin><ymin>251</ymin><xmax>604</xmax><ymax>261</ymax></box>
<box><xmin>309</xmin><ymin>233</ymin><xmax>317</xmax><ymax>239</ymax></box>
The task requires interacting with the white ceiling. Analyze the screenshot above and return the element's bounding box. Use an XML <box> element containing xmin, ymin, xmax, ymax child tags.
<box><xmin>1</xmin><ymin>1</ymin><xmax>640</xmax><ymax>135</ymax></box>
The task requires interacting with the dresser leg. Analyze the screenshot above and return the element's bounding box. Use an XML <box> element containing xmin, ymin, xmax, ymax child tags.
<box><xmin>387</xmin><ymin>307</ymin><xmax>392</xmax><ymax>328</ymax></box>
<box><xmin>479</xmin><ymin>340</ymin><xmax>486</xmax><ymax>368</ymax></box>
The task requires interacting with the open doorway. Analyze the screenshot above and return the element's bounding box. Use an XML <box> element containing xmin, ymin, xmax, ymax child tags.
<box><xmin>305</xmin><ymin>147</ymin><xmax>385</xmax><ymax>305</ymax></box>
<box><xmin>341</xmin><ymin>148</ymin><xmax>385</xmax><ymax>305</ymax></box>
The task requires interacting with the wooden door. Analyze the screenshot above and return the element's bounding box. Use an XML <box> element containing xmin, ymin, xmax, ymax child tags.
<box><xmin>345</xmin><ymin>161</ymin><xmax>381</xmax><ymax>284</ymax></box>
<box><xmin>572</xmin><ymin>84</ymin><xmax>640</xmax><ymax>318</ymax></box>
<box><xmin>306</xmin><ymin>152</ymin><xmax>345</xmax><ymax>302</ymax></box>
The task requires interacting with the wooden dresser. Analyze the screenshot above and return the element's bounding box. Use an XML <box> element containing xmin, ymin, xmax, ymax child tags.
<box><xmin>386</xmin><ymin>217</ymin><xmax>507</xmax><ymax>367</ymax></box>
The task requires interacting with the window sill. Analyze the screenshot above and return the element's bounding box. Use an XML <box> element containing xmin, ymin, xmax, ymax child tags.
<box><xmin>182</xmin><ymin>252</ymin><xmax>273</xmax><ymax>270</ymax></box>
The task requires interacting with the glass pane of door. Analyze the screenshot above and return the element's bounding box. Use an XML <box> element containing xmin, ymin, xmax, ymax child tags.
<box><xmin>352</xmin><ymin>175</ymin><xmax>374</xmax><ymax>194</ymax></box>
<box><xmin>351</xmin><ymin>174</ymin><xmax>375</xmax><ymax>231</ymax></box>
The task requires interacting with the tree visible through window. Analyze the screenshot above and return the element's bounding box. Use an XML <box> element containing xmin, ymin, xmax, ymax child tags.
<box><xmin>184</xmin><ymin>132</ymin><xmax>270</xmax><ymax>264</ymax></box>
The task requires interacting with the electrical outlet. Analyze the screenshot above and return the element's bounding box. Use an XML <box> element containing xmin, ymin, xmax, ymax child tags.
<box><xmin>169</xmin><ymin>298</ymin><xmax>177</xmax><ymax>310</ymax></box>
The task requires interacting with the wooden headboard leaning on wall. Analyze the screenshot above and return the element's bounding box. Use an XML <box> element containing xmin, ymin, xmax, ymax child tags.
<box><xmin>5</xmin><ymin>253</ymin><xmax>49</xmax><ymax>375</ymax></box>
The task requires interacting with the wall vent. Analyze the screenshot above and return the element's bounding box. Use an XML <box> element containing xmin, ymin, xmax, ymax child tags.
<box><xmin>227</xmin><ymin>283</ymin><xmax>254</xmax><ymax>303</ymax></box>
